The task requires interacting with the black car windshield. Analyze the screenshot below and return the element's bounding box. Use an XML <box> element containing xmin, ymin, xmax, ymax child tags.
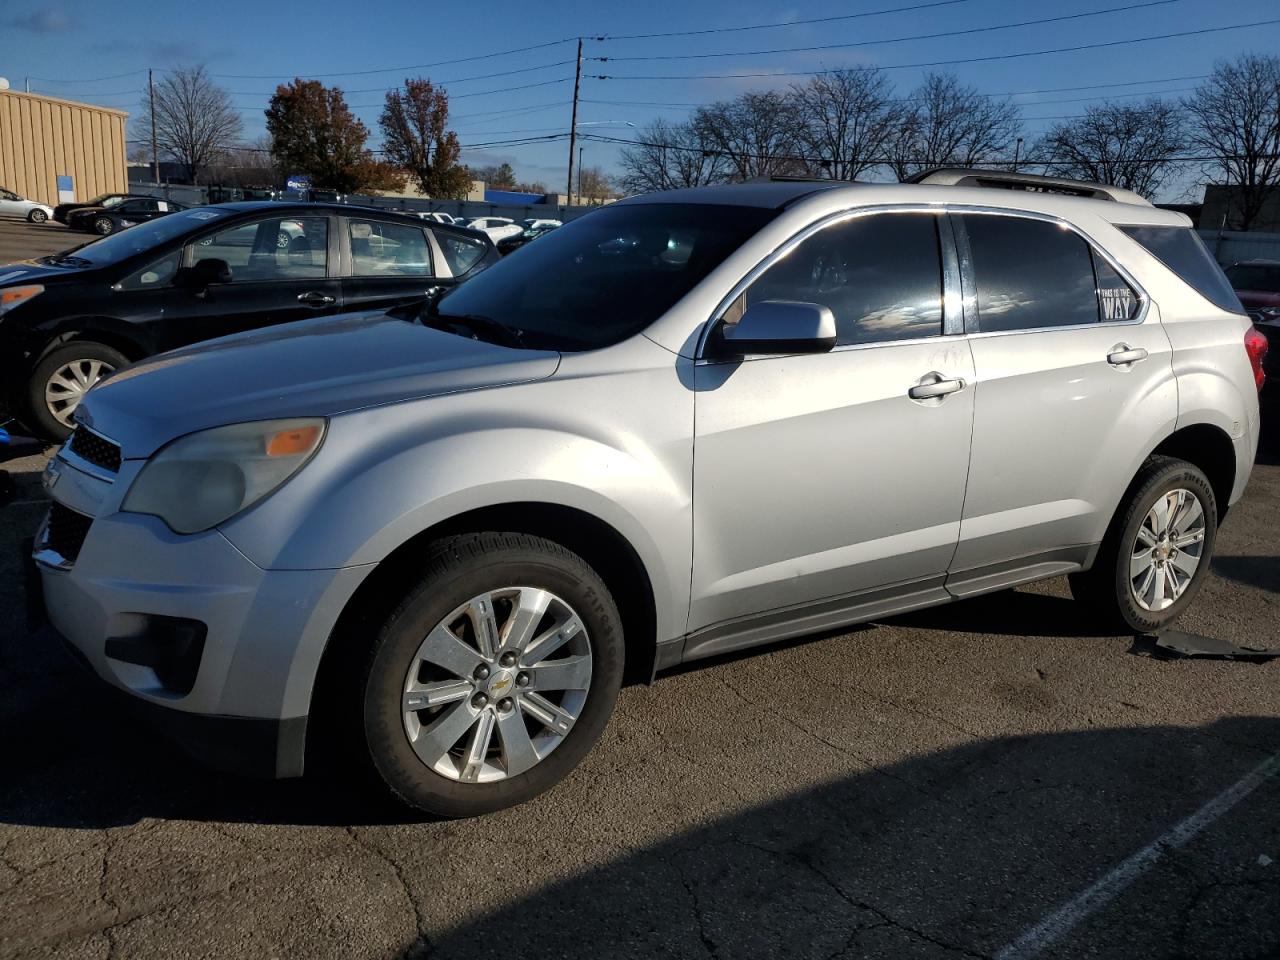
<box><xmin>57</xmin><ymin>207</ymin><xmax>226</xmax><ymax>266</ymax></box>
<box><xmin>435</xmin><ymin>203</ymin><xmax>777</xmax><ymax>350</ymax></box>
<box><xmin>1225</xmin><ymin>263</ymin><xmax>1280</xmax><ymax>293</ymax></box>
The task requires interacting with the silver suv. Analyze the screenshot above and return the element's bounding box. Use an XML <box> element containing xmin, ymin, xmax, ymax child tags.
<box><xmin>33</xmin><ymin>171</ymin><xmax>1266</xmax><ymax>816</ymax></box>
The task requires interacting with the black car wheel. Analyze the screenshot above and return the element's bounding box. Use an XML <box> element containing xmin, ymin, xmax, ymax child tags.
<box><xmin>93</xmin><ymin>216</ymin><xmax>115</xmax><ymax>236</ymax></box>
<box><xmin>27</xmin><ymin>209</ymin><xmax>48</xmax><ymax>224</ymax></box>
<box><xmin>28</xmin><ymin>342</ymin><xmax>130</xmax><ymax>439</ymax></box>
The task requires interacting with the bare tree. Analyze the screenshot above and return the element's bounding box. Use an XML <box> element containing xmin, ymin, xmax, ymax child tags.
<box><xmin>1183</xmin><ymin>54</ymin><xmax>1280</xmax><ymax>230</ymax></box>
<box><xmin>140</xmin><ymin>65</ymin><xmax>242</xmax><ymax>184</ymax></box>
<box><xmin>576</xmin><ymin>165</ymin><xmax>615</xmax><ymax>203</ymax></box>
<box><xmin>693</xmin><ymin>91</ymin><xmax>804</xmax><ymax>181</ymax></box>
<box><xmin>379</xmin><ymin>78</ymin><xmax>470</xmax><ymax>199</ymax></box>
<box><xmin>889</xmin><ymin>72</ymin><xmax>1021</xmax><ymax>180</ymax></box>
<box><xmin>616</xmin><ymin>117</ymin><xmax>728</xmax><ymax>194</ymax></box>
<box><xmin>790</xmin><ymin>68</ymin><xmax>904</xmax><ymax>180</ymax></box>
<box><xmin>1034</xmin><ymin>100</ymin><xmax>1184</xmax><ymax>199</ymax></box>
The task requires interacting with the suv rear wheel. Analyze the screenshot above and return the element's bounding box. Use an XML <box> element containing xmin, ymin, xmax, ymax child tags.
<box><xmin>362</xmin><ymin>533</ymin><xmax>624</xmax><ymax>817</ymax></box>
<box><xmin>1070</xmin><ymin>456</ymin><xmax>1217</xmax><ymax>633</ymax></box>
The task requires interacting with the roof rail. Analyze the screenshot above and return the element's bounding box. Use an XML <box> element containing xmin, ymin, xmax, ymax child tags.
<box><xmin>907</xmin><ymin>167</ymin><xmax>1153</xmax><ymax>206</ymax></box>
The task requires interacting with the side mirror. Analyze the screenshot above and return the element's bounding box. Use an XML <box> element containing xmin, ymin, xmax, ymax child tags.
<box><xmin>178</xmin><ymin>257</ymin><xmax>232</xmax><ymax>291</ymax></box>
<box><xmin>713</xmin><ymin>300</ymin><xmax>837</xmax><ymax>356</ymax></box>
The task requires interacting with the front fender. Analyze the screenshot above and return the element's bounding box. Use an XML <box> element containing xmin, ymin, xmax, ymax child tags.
<box><xmin>218</xmin><ymin>364</ymin><xmax>695</xmax><ymax>643</ymax></box>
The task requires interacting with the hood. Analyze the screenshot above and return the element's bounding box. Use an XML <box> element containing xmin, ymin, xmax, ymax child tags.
<box><xmin>78</xmin><ymin>311</ymin><xmax>562</xmax><ymax>457</ymax></box>
<box><xmin>67</xmin><ymin>206</ymin><xmax>108</xmax><ymax>218</ymax></box>
<box><xmin>0</xmin><ymin>259</ymin><xmax>92</xmax><ymax>285</ymax></box>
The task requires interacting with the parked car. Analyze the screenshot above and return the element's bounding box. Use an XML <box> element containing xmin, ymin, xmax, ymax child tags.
<box><xmin>522</xmin><ymin>218</ymin><xmax>562</xmax><ymax>230</ymax></box>
<box><xmin>0</xmin><ymin>187</ymin><xmax>55</xmax><ymax>223</ymax></box>
<box><xmin>52</xmin><ymin>193</ymin><xmax>140</xmax><ymax>224</ymax></box>
<box><xmin>0</xmin><ymin>201</ymin><xmax>498</xmax><ymax>436</ymax></box>
<box><xmin>66</xmin><ymin>197</ymin><xmax>187</xmax><ymax>236</ymax></box>
<box><xmin>1225</xmin><ymin>259</ymin><xmax>1280</xmax><ymax>403</ymax></box>
<box><xmin>497</xmin><ymin>222</ymin><xmax>558</xmax><ymax>255</ymax></box>
<box><xmin>466</xmin><ymin>216</ymin><xmax>523</xmax><ymax>242</ymax></box>
<box><xmin>417</xmin><ymin>212</ymin><xmax>464</xmax><ymax>225</ymax></box>
<box><xmin>31</xmin><ymin>171</ymin><xmax>1264</xmax><ymax>818</ymax></box>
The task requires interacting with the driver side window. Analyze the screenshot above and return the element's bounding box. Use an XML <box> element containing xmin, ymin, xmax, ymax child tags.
<box><xmin>731</xmin><ymin>212</ymin><xmax>944</xmax><ymax>346</ymax></box>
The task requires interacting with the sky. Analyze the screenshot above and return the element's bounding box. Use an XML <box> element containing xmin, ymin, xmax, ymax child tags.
<box><xmin>4</xmin><ymin>0</ymin><xmax>1280</xmax><ymax>200</ymax></box>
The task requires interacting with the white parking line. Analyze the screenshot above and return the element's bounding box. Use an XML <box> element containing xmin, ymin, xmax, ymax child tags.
<box><xmin>995</xmin><ymin>751</ymin><xmax>1280</xmax><ymax>960</ymax></box>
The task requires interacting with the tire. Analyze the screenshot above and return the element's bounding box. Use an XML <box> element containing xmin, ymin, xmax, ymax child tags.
<box><xmin>1069</xmin><ymin>456</ymin><xmax>1218</xmax><ymax>633</ymax></box>
<box><xmin>28</xmin><ymin>209</ymin><xmax>48</xmax><ymax>223</ymax></box>
<box><xmin>361</xmin><ymin>532</ymin><xmax>624</xmax><ymax>817</ymax></box>
<box><xmin>27</xmin><ymin>341</ymin><xmax>129</xmax><ymax>439</ymax></box>
<box><xmin>276</xmin><ymin>230</ymin><xmax>290</xmax><ymax>249</ymax></box>
<box><xmin>93</xmin><ymin>216</ymin><xmax>115</xmax><ymax>236</ymax></box>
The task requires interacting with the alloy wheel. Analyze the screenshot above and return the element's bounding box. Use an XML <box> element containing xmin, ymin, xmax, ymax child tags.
<box><xmin>30</xmin><ymin>209</ymin><xmax>48</xmax><ymax>223</ymax></box>
<box><xmin>45</xmin><ymin>358</ymin><xmax>115</xmax><ymax>427</ymax></box>
<box><xmin>1129</xmin><ymin>488</ymin><xmax>1207</xmax><ymax>612</ymax></box>
<box><xmin>94</xmin><ymin>217</ymin><xmax>114</xmax><ymax>235</ymax></box>
<box><xmin>401</xmin><ymin>586</ymin><xmax>592</xmax><ymax>783</ymax></box>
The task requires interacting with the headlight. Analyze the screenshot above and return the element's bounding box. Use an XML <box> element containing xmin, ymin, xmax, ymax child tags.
<box><xmin>122</xmin><ymin>418</ymin><xmax>326</xmax><ymax>533</ymax></box>
<box><xmin>0</xmin><ymin>285</ymin><xmax>43</xmax><ymax>317</ymax></box>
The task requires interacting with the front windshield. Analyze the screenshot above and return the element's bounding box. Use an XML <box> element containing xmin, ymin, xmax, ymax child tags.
<box><xmin>436</xmin><ymin>203</ymin><xmax>776</xmax><ymax>350</ymax></box>
<box><xmin>100</xmin><ymin>196</ymin><xmax>128</xmax><ymax>208</ymax></box>
<box><xmin>49</xmin><ymin>207</ymin><xmax>225</xmax><ymax>267</ymax></box>
<box><xmin>1226</xmin><ymin>264</ymin><xmax>1280</xmax><ymax>293</ymax></box>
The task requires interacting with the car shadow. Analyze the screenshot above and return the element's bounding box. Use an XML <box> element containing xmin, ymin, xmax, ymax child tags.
<box><xmin>1211</xmin><ymin>554</ymin><xmax>1280</xmax><ymax>594</ymax></box>
<box><xmin>881</xmin><ymin>587</ymin><xmax>1119</xmax><ymax>639</ymax></box>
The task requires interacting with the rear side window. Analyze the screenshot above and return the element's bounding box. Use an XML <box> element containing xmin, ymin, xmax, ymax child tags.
<box><xmin>960</xmin><ymin>214</ymin><xmax>1100</xmax><ymax>332</ymax></box>
<box><xmin>1120</xmin><ymin>225</ymin><xmax>1243</xmax><ymax>314</ymax></box>
<box><xmin>348</xmin><ymin>220</ymin><xmax>432</xmax><ymax>276</ymax></box>
<box><xmin>739</xmin><ymin>212</ymin><xmax>943</xmax><ymax>345</ymax></box>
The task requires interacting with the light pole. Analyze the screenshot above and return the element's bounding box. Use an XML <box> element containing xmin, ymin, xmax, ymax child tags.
<box><xmin>570</xmin><ymin>121</ymin><xmax>634</xmax><ymax>204</ymax></box>
<box><xmin>1012</xmin><ymin>137</ymin><xmax>1023</xmax><ymax>173</ymax></box>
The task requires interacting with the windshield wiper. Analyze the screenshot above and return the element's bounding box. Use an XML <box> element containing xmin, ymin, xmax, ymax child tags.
<box><xmin>421</xmin><ymin>310</ymin><xmax>526</xmax><ymax>348</ymax></box>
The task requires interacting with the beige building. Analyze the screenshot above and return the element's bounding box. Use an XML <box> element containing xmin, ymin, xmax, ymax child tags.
<box><xmin>0</xmin><ymin>89</ymin><xmax>127</xmax><ymax>207</ymax></box>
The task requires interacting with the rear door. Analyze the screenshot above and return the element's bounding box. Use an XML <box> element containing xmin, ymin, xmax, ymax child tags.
<box><xmin>340</xmin><ymin>215</ymin><xmax>449</xmax><ymax>312</ymax></box>
<box><xmin>160</xmin><ymin>213</ymin><xmax>343</xmax><ymax>349</ymax></box>
<box><xmin>947</xmin><ymin>210</ymin><xmax>1175</xmax><ymax>592</ymax></box>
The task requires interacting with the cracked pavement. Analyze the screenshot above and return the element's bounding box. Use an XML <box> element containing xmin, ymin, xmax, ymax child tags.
<box><xmin>2</xmin><ymin>417</ymin><xmax>1278</xmax><ymax>959</ymax></box>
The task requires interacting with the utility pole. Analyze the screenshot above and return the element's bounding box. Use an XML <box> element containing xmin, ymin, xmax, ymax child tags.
<box><xmin>1012</xmin><ymin>137</ymin><xmax>1023</xmax><ymax>173</ymax></box>
<box><xmin>566</xmin><ymin>37</ymin><xmax>582</xmax><ymax>203</ymax></box>
<box><xmin>577</xmin><ymin>146</ymin><xmax>583</xmax><ymax>201</ymax></box>
<box><xmin>148</xmin><ymin>68</ymin><xmax>159</xmax><ymax>184</ymax></box>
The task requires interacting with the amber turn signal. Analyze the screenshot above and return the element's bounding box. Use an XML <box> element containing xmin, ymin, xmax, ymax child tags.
<box><xmin>266</xmin><ymin>424</ymin><xmax>323</xmax><ymax>457</ymax></box>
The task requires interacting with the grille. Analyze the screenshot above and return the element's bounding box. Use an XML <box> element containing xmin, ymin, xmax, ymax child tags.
<box><xmin>43</xmin><ymin>502</ymin><xmax>93</xmax><ymax>565</ymax></box>
<box><xmin>67</xmin><ymin>427</ymin><xmax>122</xmax><ymax>474</ymax></box>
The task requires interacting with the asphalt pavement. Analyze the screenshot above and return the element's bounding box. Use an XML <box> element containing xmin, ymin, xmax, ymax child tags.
<box><xmin>1</xmin><ymin>213</ymin><xmax>1278</xmax><ymax>958</ymax></box>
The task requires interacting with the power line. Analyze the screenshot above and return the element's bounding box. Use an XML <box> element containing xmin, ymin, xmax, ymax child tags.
<box><xmin>594</xmin><ymin>18</ymin><xmax>1280</xmax><ymax>80</ymax></box>
<box><xmin>206</xmin><ymin>38</ymin><xmax>579</xmax><ymax>80</ymax></box>
<box><xmin>223</xmin><ymin>59</ymin><xmax>574</xmax><ymax>96</ymax></box>
<box><xmin>594</xmin><ymin>0</ymin><xmax>1180</xmax><ymax>63</ymax></box>
<box><xmin>24</xmin><ymin>69</ymin><xmax>147</xmax><ymax>84</ymax></box>
<box><xmin>600</xmin><ymin>0</ymin><xmax>969</xmax><ymax>40</ymax></box>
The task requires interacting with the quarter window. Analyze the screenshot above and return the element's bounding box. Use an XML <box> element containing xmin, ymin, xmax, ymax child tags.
<box><xmin>736</xmin><ymin>212</ymin><xmax>944</xmax><ymax>346</ymax></box>
<box><xmin>437</xmin><ymin>232</ymin><xmax>488</xmax><ymax>275</ymax></box>
<box><xmin>1092</xmin><ymin>253</ymin><xmax>1140</xmax><ymax>321</ymax></box>
<box><xmin>349</xmin><ymin>220</ymin><xmax>432</xmax><ymax>276</ymax></box>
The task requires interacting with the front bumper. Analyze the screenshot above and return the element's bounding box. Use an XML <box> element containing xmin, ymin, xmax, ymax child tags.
<box><xmin>33</xmin><ymin>460</ymin><xmax>371</xmax><ymax>778</ymax></box>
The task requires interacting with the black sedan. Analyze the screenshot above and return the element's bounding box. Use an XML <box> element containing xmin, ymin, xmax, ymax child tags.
<box><xmin>52</xmin><ymin>193</ymin><xmax>144</xmax><ymax>224</ymax></box>
<box><xmin>496</xmin><ymin>222</ymin><xmax>559</xmax><ymax>256</ymax></box>
<box><xmin>66</xmin><ymin>197</ymin><xmax>187</xmax><ymax>236</ymax></box>
<box><xmin>0</xmin><ymin>202</ymin><xmax>498</xmax><ymax>437</ymax></box>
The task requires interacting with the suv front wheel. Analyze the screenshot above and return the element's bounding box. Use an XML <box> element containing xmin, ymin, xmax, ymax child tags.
<box><xmin>1070</xmin><ymin>456</ymin><xmax>1218</xmax><ymax>633</ymax></box>
<box><xmin>362</xmin><ymin>532</ymin><xmax>624</xmax><ymax>817</ymax></box>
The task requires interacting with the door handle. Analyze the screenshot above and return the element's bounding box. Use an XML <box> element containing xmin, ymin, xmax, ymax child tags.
<box><xmin>297</xmin><ymin>291</ymin><xmax>335</xmax><ymax>307</ymax></box>
<box><xmin>1107</xmin><ymin>344</ymin><xmax>1148</xmax><ymax>366</ymax></box>
<box><xmin>908</xmin><ymin>375</ymin><xmax>966</xmax><ymax>400</ymax></box>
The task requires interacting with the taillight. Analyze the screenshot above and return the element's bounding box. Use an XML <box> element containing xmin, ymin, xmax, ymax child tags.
<box><xmin>1244</xmin><ymin>325</ymin><xmax>1268</xmax><ymax>393</ymax></box>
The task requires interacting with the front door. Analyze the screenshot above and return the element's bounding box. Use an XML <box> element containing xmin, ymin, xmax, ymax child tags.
<box><xmin>162</xmin><ymin>214</ymin><xmax>343</xmax><ymax>350</ymax></box>
<box><xmin>341</xmin><ymin>215</ymin><xmax>452</xmax><ymax>312</ymax></box>
<box><xmin>689</xmin><ymin>210</ymin><xmax>975</xmax><ymax>650</ymax></box>
<box><xmin>946</xmin><ymin>211</ymin><xmax>1176</xmax><ymax>587</ymax></box>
